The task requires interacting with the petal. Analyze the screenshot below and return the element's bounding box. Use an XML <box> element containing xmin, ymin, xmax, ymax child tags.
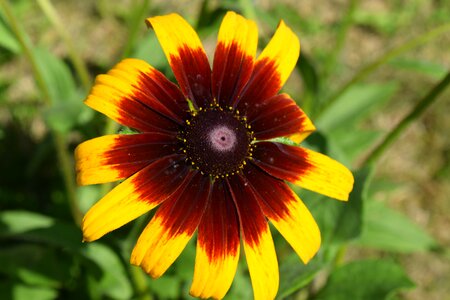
<box><xmin>85</xmin><ymin>58</ymin><xmax>188</xmax><ymax>132</ymax></box>
<box><xmin>244</xmin><ymin>164</ymin><xmax>320</xmax><ymax>263</ymax></box>
<box><xmin>227</xmin><ymin>175</ymin><xmax>279</xmax><ymax>300</ymax></box>
<box><xmin>131</xmin><ymin>172</ymin><xmax>211</xmax><ymax>278</ymax></box>
<box><xmin>75</xmin><ymin>132</ymin><xmax>178</xmax><ymax>185</ymax></box>
<box><xmin>212</xmin><ymin>11</ymin><xmax>258</xmax><ymax>107</ymax></box>
<box><xmin>82</xmin><ymin>155</ymin><xmax>190</xmax><ymax>242</ymax></box>
<box><xmin>146</xmin><ymin>14</ymin><xmax>212</xmax><ymax>108</ymax></box>
<box><xmin>190</xmin><ymin>181</ymin><xmax>240</xmax><ymax>299</ymax></box>
<box><xmin>249</xmin><ymin>93</ymin><xmax>315</xmax><ymax>143</ymax></box>
<box><xmin>237</xmin><ymin>20</ymin><xmax>300</xmax><ymax>113</ymax></box>
<box><xmin>252</xmin><ymin>142</ymin><xmax>354</xmax><ymax>201</ymax></box>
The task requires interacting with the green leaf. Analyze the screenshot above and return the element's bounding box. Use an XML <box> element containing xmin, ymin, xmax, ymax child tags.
<box><xmin>277</xmin><ymin>253</ymin><xmax>324</xmax><ymax>299</ymax></box>
<box><xmin>0</xmin><ymin>210</ymin><xmax>82</xmax><ymax>251</ymax></box>
<box><xmin>32</xmin><ymin>47</ymin><xmax>90</xmax><ymax>132</ymax></box>
<box><xmin>326</xmin><ymin>128</ymin><xmax>382</xmax><ymax>169</ymax></box>
<box><xmin>0</xmin><ymin>244</ymin><xmax>73</xmax><ymax>288</ymax></box>
<box><xmin>146</xmin><ymin>275</ymin><xmax>181</xmax><ymax>300</ymax></box>
<box><xmin>389</xmin><ymin>58</ymin><xmax>447</xmax><ymax>79</ymax></box>
<box><xmin>356</xmin><ymin>200</ymin><xmax>437</xmax><ymax>253</ymax></box>
<box><xmin>33</xmin><ymin>47</ymin><xmax>76</xmax><ymax>104</ymax></box>
<box><xmin>314</xmin><ymin>259</ymin><xmax>414</xmax><ymax>300</ymax></box>
<box><xmin>0</xmin><ymin>281</ymin><xmax>57</xmax><ymax>300</ymax></box>
<box><xmin>81</xmin><ymin>243</ymin><xmax>133</xmax><ymax>299</ymax></box>
<box><xmin>0</xmin><ymin>14</ymin><xmax>20</xmax><ymax>53</ymax></box>
<box><xmin>317</xmin><ymin>82</ymin><xmax>398</xmax><ymax>132</ymax></box>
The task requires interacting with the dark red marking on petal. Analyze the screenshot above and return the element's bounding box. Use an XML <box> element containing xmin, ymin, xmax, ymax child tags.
<box><xmin>227</xmin><ymin>174</ymin><xmax>268</xmax><ymax>247</ymax></box>
<box><xmin>104</xmin><ymin>132</ymin><xmax>179</xmax><ymax>179</ymax></box>
<box><xmin>133</xmin><ymin>69</ymin><xmax>189</xmax><ymax>124</ymax></box>
<box><xmin>198</xmin><ymin>180</ymin><xmax>240</xmax><ymax>262</ymax></box>
<box><xmin>155</xmin><ymin>171</ymin><xmax>211</xmax><ymax>239</ymax></box>
<box><xmin>169</xmin><ymin>46</ymin><xmax>212</xmax><ymax>108</ymax></box>
<box><xmin>131</xmin><ymin>154</ymin><xmax>192</xmax><ymax>206</ymax></box>
<box><xmin>243</xmin><ymin>163</ymin><xmax>295</xmax><ymax>221</ymax></box>
<box><xmin>212</xmin><ymin>41</ymin><xmax>254</xmax><ymax>108</ymax></box>
<box><xmin>236</xmin><ymin>58</ymin><xmax>282</xmax><ymax>115</ymax></box>
<box><xmin>249</xmin><ymin>94</ymin><xmax>309</xmax><ymax>140</ymax></box>
<box><xmin>251</xmin><ymin>142</ymin><xmax>313</xmax><ymax>183</ymax></box>
<box><xmin>115</xmin><ymin>96</ymin><xmax>180</xmax><ymax>134</ymax></box>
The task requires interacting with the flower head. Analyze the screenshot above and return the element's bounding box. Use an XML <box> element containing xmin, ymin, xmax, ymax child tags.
<box><xmin>75</xmin><ymin>11</ymin><xmax>354</xmax><ymax>300</ymax></box>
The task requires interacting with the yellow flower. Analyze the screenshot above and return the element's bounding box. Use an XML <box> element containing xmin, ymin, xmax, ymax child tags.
<box><xmin>75</xmin><ymin>11</ymin><xmax>354</xmax><ymax>299</ymax></box>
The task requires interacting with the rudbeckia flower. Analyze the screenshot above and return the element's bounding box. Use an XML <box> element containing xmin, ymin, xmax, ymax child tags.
<box><xmin>75</xmin><ymin>11</ymin><xmax>354</xmax><ymax>300</ymax></box>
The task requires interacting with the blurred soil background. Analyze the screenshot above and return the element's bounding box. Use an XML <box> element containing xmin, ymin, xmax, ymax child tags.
<box><xmin>0</xmin><ymin>0</ymin><xmax>449</xmax><ymax>299</ymax></box>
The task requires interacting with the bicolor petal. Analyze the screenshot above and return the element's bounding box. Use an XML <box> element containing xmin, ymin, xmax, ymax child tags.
<box><xmin>131</xmin><ymin>171</ymin><xmax>211</xmax><ymax>278</ymax></box>
<box><xmin>85</xmin><ymin>58</ymin><xmax>187</xmax><ymax>132</ymax></box>
<box><xmin>249</xmin><ymin>93</ymin><xmax>315</xmax><ymax>143</ymax></box>
<box><xmin>252</xmin><ymin>142</ymin><xmax>354</xmax><ymax>201</ymax></box>
<box><xmin>146</xmin><ymin>14</ymin><xmax>212</xmax><ymax>108</ymax></box>
<box><xmin>238</xmin><ymin>20</ymin><xmax>300</xmax><ymax>112</ymax></box>
<box><xmin>190</xmin><ymin>181</ymin><xmax>240</xmax><ymax>299</ymax></box>
<box><xmin>228</xmin><ymin>175</ymin><xmax>279</xmax><ymax>300</ymax></box>
<box><xmin>245</xmin><ymin>164</ymin><xmax>320</xmax><ymax>263</ymax></box>
<box><xmin>212</xmin><ymin>11</ymin><xmax>258</xmax><ymax>107</ymax></box>
<box><xmin>82</xmin><ymin>155</ymin><xmax>190</xmax><ymax>242</ymax></box>
<box><xmin>75</xmin><ymin>132</ymin><xmax>178</xmax><ymax>185</ymax></box>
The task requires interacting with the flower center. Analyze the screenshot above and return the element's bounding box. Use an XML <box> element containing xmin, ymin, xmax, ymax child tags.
<box><xmin>181</xmin><ymin>106</ymin><xmax>254</xmax><ymax>178</ymax></box>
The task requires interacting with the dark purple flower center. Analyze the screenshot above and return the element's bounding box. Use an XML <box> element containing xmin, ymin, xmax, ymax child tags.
<box><xmin>181</xmin><ymin>106</ymin><xmax>254</xmax><ymax>178</ymax></box>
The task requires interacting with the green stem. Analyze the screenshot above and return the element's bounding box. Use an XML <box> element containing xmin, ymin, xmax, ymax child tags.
<box><xmin>321</xmin><ymin>0</ymin><xmax>358</xmax><ymax>81</ymax></box>
<box><xmin>0</xmin><ymin>0</ymin><xmax>51</xmax><ymax>104</ymax></box>
<box><xmin>55</xmin><ymin>133</ymin><xmax>83</xmax><ymax>225</ymax></box>
<box><xmin>317</xmin><ymin>22</ymin><xmax>450</xmax><ymax>120</ymax></box>
<box><xmin>362</xmin><ymin>71</ymin><xmax>450</xmax><ymax>167</ymax></box>
<box><xmin>122</xmin><ymin>0</ymin><xmax>151</xmax><ymax>58</ymax></box>
<box><xmin>0</xmin><ymin>0</ymin><xmax>82</xmax><ymax>226</ymax></box>
<box><xmin>36</xmin><ymin>0</ymin><xmax>92</xmax><ymax>91</ymax></box>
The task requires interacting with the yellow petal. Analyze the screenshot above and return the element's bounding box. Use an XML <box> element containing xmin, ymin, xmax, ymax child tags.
<box><xmin>146</xmin><ymin>14</ymin><xmax>212</xmax><ymax>107</ymax></box>
<box><xmin>75</xmin><ymin>132</ymin><xmax>177</xmax><ymax>185</ymax></box>
<box><xmin>131</xmin><ymin>172</ymin><xmax>211</xmax><ymax>278</ymax></box>
<box><xmin>190</xmin><ymin>181</ymin><xmax>240</xmax><ymax>299</ymax></box>
<box><xmin>212</xmin><ymin>11</ymin><xmax>258</xmax><ymax>106</ymax></box>
<box><xmin>82</xmin><ymin>155</ymin><xmax>190</xmax><ymax>241</ymax></box>
<box><xmin>257</xmin><ymin>20</ymin><xmax>300</xmax><ymax>88</ymax></box>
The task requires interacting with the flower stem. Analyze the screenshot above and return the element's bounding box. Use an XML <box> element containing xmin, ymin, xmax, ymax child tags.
<box><xmin>321</xmin><ymin>0</ymin><xmax>358</xmax><ymax>81</ymax></box>
<box><xmin>362</xmin><ymin>71</ymin><xmax>450</xmax><ymax>167</ymax></box>
<box><xmin>0</xmin><ymin>0</ymin><xmax>82</xmax><ymax>226</ymax></box>
<box><xmin>36</xmin><ymin>0</ymin><xmax>92</xmax><ymax>91</ymax></box>
<box><xmin>317</xmin><ymin>22</ymin><xmax>450</xmax><ymax>120</ymax></box>
<box><xmin>122</xmin><ymin>0</ymin><xmax>151</xmax><ymax>58</ymax></box>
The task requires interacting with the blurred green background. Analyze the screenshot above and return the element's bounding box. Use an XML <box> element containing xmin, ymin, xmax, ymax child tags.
<box><xmin>0</xmin><ymin>0</ymin><xmax>449</xmax><ymax>299</ymax></box>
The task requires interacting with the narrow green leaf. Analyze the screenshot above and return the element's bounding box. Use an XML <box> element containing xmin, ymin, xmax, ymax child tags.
<box><xmin>0</xmin><ymin>14</ymin><xmax>20</xmax><ymax>53</ymax></box>
<box><xmin>314</xmin><ymin>259</ymin><xmax>414</xmax><ymax>300</ymax></box>
<box><xmin>389</xmin><ymin>58</ymin><xmax>447</xmax><ymax>79</ymax></box>
<box><xmin>356</xmin><ymin>200</ymin><xmax>437</xmax><ymax>253</ymax></box>
<box><xmin>33</xmin><ymin>47</ymin><xmax>77</xmax><ymax>104</ymax></box>
<box><xmin>317</xmin><ymin>82</ymin><xmax>398</xmax><ymax>132</ymax></box>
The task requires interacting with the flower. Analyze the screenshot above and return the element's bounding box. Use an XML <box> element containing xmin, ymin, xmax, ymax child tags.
<box><xmin>75</xmin><ymin>11</ymin><xmax>354</xmax><ymax>300</ymax></box>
